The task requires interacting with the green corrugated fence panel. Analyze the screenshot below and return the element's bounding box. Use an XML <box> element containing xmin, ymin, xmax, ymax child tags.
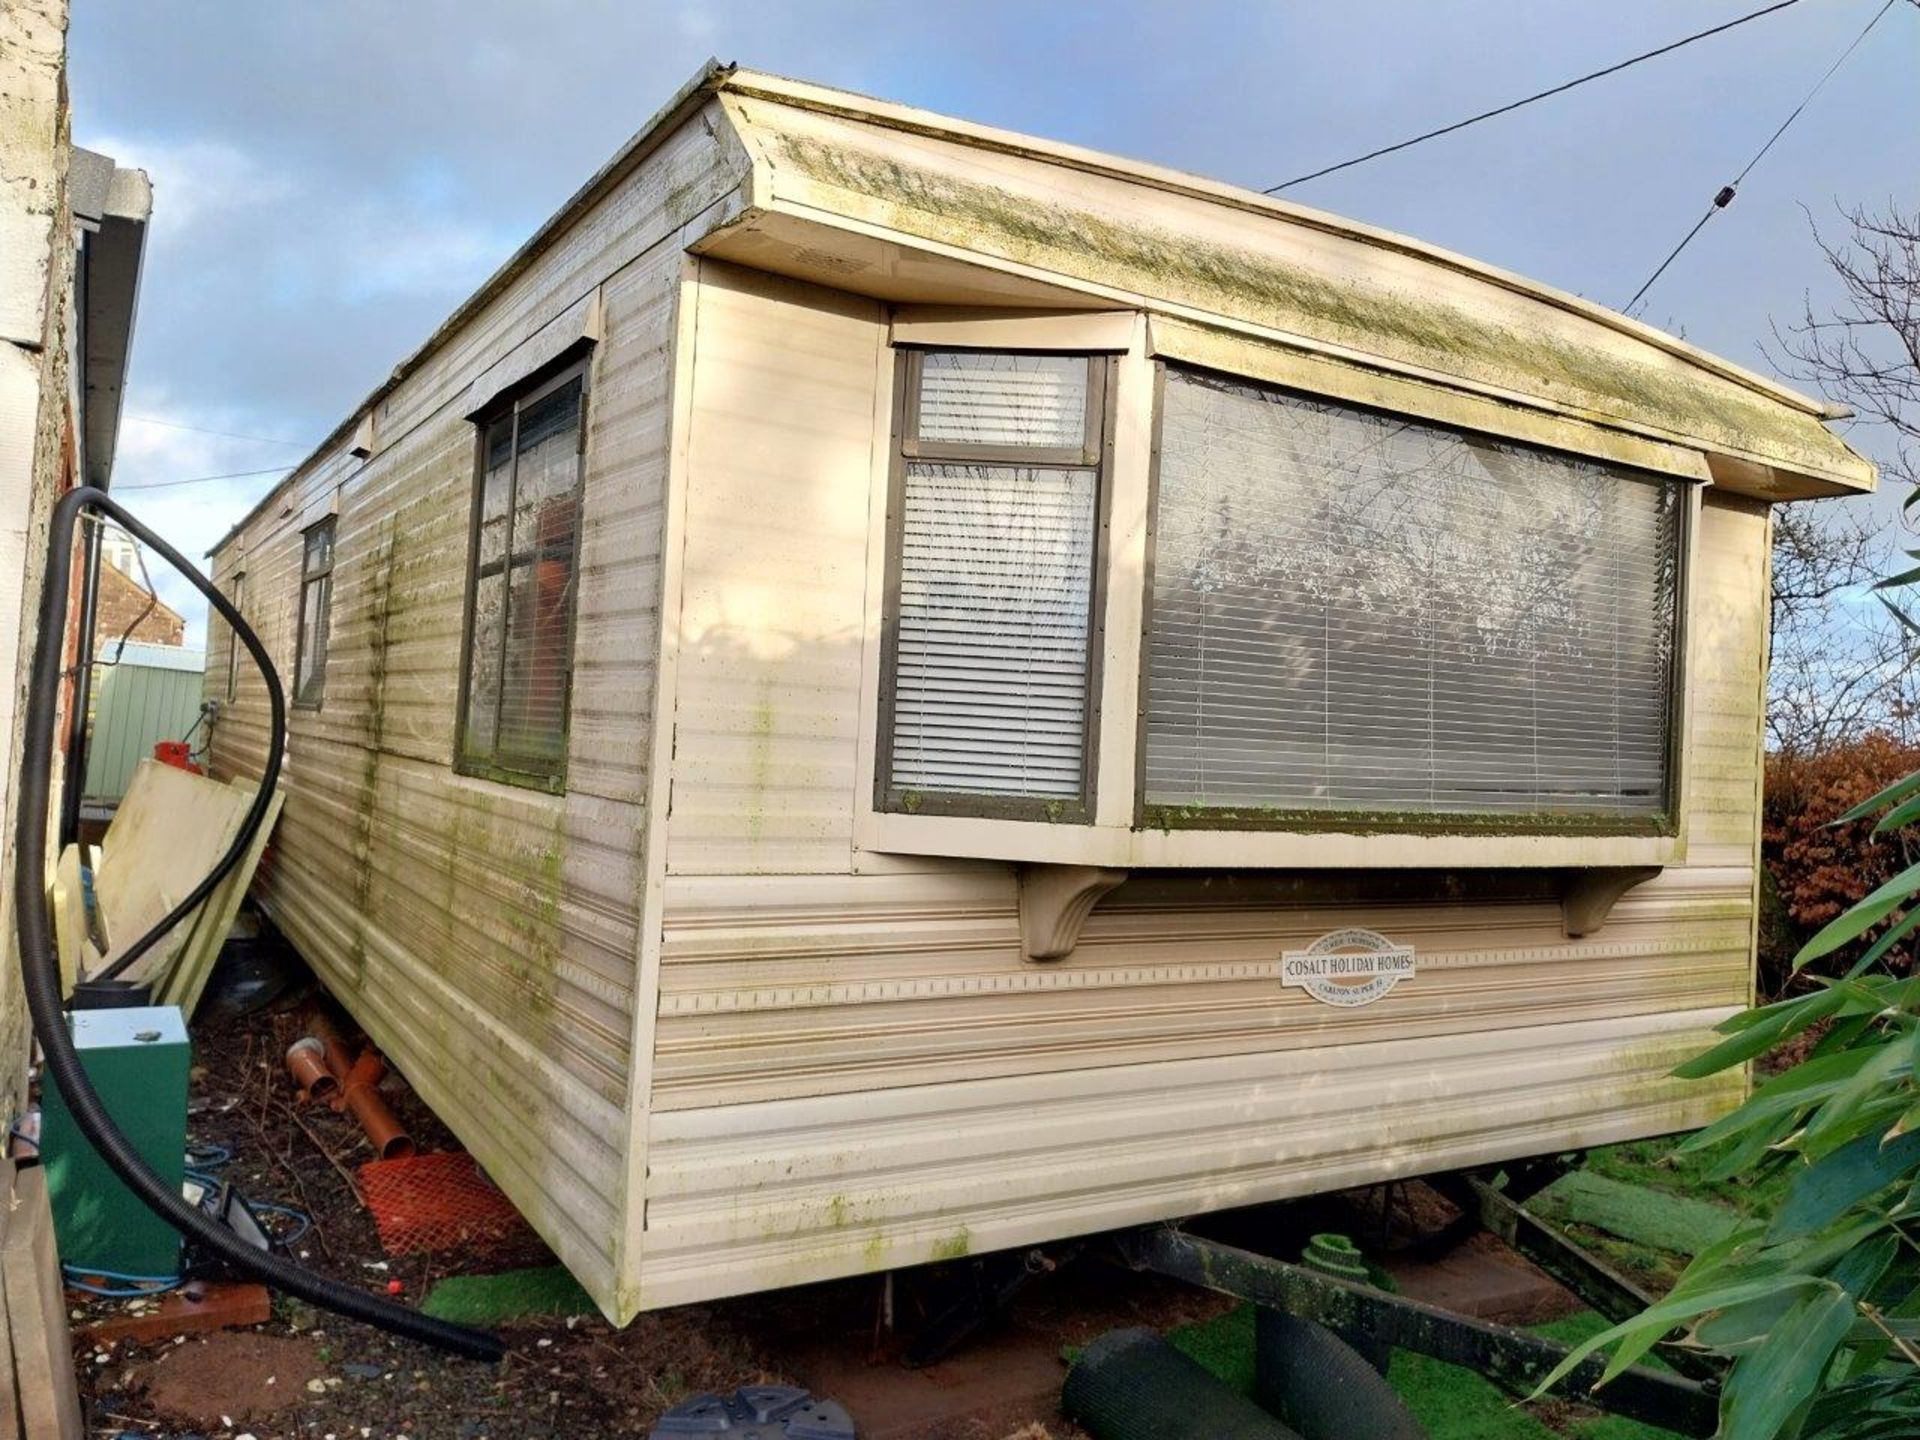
<box><xmin>83</xmin><ymin>650</ymin><xmax>208</xmax><ymax>804</ymax></box>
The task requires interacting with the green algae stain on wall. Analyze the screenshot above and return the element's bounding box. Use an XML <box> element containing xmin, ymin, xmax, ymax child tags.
<box><xmin>929</xmin><ymin>1226</ymin><xmax>972</xmax><ymax>1262</ymax></box>
<box><xmin>346</xmin><ymin>518</ymin><xmax>400</xmax><ymax>992</ymax></box>
<box><xmin>745</xmin><ymin>679</ymin><xmax>776</xmax><ymax>844</ymax></box>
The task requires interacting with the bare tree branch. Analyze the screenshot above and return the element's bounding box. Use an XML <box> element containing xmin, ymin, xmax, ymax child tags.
<box><xmin>1763</xmin><ymin>203</ymin><xmax>1920</xmax><ymax>754</ymax></box>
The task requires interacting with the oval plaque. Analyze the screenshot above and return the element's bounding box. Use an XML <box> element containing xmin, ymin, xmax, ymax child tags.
<box><xmin>1281</xmin><ymin>927</ymin><xmax>1416</xmax><ymax>1008</ymax></box>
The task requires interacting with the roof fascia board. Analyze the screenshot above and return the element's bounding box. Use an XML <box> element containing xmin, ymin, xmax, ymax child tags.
<box><xmin>718</xmin><ymin>68</ymin><xmax>1844</xmax><ymax>424</ymax></box>
<box><xmin>81</xmin><ymin>164</ymin><xmax>152</xmax><ymax>490</ymax></box>
<box><xmin>734</xmin><ymin>192</ymin><xmax>1869</xmax><ymax>493</ymax></box>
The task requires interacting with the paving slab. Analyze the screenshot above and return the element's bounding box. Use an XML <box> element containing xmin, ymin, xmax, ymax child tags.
<box><xmin>1381</xmin><ymin>1236</ymin><xmax>1577</xmax><ymax>1327</ymax></box>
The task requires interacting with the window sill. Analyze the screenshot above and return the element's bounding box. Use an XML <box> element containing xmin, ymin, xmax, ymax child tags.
<box><xmin>452</xmin><ymin>758</ymin><xmax>567</xmax><ymax>796</ymax></box>
<box><xmin>857</xmin><ymin>808</ymin><xmax>1682</xmax><ymax>872</ymax></box>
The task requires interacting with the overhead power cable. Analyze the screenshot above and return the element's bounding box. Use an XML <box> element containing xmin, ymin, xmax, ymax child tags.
<box><xmin>1624</xmin><ymin>0</ymin><xmax>1898</xmax><ymax>313</ymax></box>
<box><xmin>1264</xmin><ymin>0</ymin><xmax>1804</xmax><ymax>193</ymax></box>
<box><xmin>125</xmin><ymin>414</ymin><xmax>310</xmax><ymax>448</ymax></box>
<box><xmin>115</xmin><ymin>465</ymin><xmax>292</xmax><ymax>492</ymax></box>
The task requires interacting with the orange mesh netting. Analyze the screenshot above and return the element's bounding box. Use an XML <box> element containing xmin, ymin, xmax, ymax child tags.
<box><xmin>357</xmin><ymin>1151</ymin><xmax>541</xmax><ymax>1260</ymax></box>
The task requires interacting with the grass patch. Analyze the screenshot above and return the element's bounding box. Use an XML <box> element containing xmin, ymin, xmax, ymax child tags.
<box><xmin>1579</xmin><ymin>1136</ymin><xmax>1790</xmax><ymax>1221</ymax></box>
<box><xmin>420</xmin><ymin>1265</ymin><xmax>595</xmax><ymax>1325</ymax></box>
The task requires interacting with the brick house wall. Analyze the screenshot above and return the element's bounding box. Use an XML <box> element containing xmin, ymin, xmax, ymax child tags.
<box><xmin>94</xmin><ymin>558</ymin><xmax>185</xmax><ymax>649</ymax></box>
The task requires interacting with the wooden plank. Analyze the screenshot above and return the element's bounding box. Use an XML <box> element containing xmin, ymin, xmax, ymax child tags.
<box><xmin>0</xmin><ymin>1156</ymin><xmax>18</xmax><ymax>1440</ymax></box>
<box><xmin>50</xmin><ymin>844</ymin><xmax>82</xmax><ymax>998</ymax></box>
<box><xmin>1</xmin><ymin>1166</ymin><xmax>83</xmax><ymax>1440</ymax></box>
<box><xmin>162</xmin><ymin>784</ymin><xmax>285</xmax><ymax>1017</ymax></box>
<box><xmin>79</xmin><ymin>1282</ymin><xmax>270</xmax><ymax>1346</ymax></box>
<box><xmin>96</xmin><ymin>760</ymin><xmax>254</xmax><ymax>986</ymax></box>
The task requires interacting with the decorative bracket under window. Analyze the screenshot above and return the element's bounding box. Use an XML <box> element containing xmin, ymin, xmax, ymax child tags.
<box><xmin>1018</xmin><ymin>863</ymin><xmax>1128</xmax><ymax>961</ymax></box>
<box><xmin>1561</xmin><ymin>866</ymin><xmax>1662</xmax><ymax>938</ymax></box>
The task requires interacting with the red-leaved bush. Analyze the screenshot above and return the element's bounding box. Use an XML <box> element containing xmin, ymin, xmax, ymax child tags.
<box><xmin>1761</xmin><ymin>732</ymin><xmax>1920</xmax><ymax>997</ymax></box>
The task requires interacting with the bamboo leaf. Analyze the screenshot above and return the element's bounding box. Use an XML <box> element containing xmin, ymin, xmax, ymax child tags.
<box><xmin>1800</xmin><ymin>1045</ymin><xmax>1909</xmax><ymax>1152</ymax></box>
<box><xmin>1794</xmin><ymin>862</ymin><xmax>1920</xmax><ymax>969</ymax></box>
<box><xmin>1875</xmin><ymin>563</ymin><xmax>1920</xmax><ymax>591</ymax></box>
<box><xmin>1873</xmin><ymin>794</ymin><xmax>1920</xmax><ymax>835</ymax></box>
<box><xmin>1830</xmin><ymin>768</ymin><xmax>1920</xmax><ymax>826</ymax></box>
<box><xmin>1771</xmin><ymin>1131</ymin><xmax>1920</xmax><ymax>1241</ymax></box>
<box><xmin>1721</xmin><ymin>1285</ymin><xmax>1856</xmax><ymax>1440</ymax></box>
<box><xmin>1823</xmin><ymin>1231</ymin><xmax>1897</xmax><ymax>1302</ymax></box>
<box><xmin>1844</xmin><ymin>909</ymin><xmax>1920</xmax><ymax>978</ymax></box>
<box><xmin>1525</xmin><ymin>1273</ymin><xmax>1824</xmax><ymax>1398</ymax></box>
<box><xmin>1675</xmin><ymin>990</ymin><xmax>1847</xmax><ymax>1078</ymax></box>
<box><xmin>1682</xmin><ymin>1047</ymin><xmax>1884</xmax><ymax>1154</ymax></box>
<box><xmin>1881</xmin><ymin>593</ymin><xmax>1920</xmax><ymax>638</ymax></box>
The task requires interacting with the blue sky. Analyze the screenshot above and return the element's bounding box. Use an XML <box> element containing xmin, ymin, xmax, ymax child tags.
<box><xmin>68</xmin><ymin>0</ymin><xmax>1920</xmax><ymax>645</ymax></box>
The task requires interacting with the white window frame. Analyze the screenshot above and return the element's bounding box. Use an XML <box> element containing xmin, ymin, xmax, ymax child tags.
<box><xmin>874</xmin><ymin>347</ymin><xmax>1113</xmax><ymax>822</ymax></box>
<box><xmin>851</xmin><ymin>313</ymin><xmax>1697</xmax><ymax>874</ymax></box>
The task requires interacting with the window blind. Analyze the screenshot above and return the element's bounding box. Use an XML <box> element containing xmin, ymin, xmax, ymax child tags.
<box><xmin>890</xmin><ymin>463</ymin><xmax>1095</xmax><ymax>798</ymax></box>
<box><xmin>917</xmin><ymin>351</ymin><xmax>1088</xmax><ymax>450</ymax></box>
<box><xmin>1144</xmin><ymin>367</ymin><xmax>1681</xmax><ymax>821</ymax></box>
<box><xmin>883</xmin><ymin>349</ymin><xmax>1102</xmax><ymax>809</ymax></box>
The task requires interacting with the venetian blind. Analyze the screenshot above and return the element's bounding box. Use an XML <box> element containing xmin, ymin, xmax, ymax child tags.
<box><xmin>1144</xmin><ymin>367</ymin><xmax>1681</xmax><ymax>820</ymax></box>
<box><xmin>917</xmin><ymin>351</ymin><xmax>1088</xmax><ymax>450</ymax></box>
<box><xmin>886</xmin><ymin>351</ymin><xmax>1099</xmax><ymax>805</ymax></box>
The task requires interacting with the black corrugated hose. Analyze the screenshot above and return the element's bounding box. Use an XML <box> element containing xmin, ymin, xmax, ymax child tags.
<box><xmin>1063</xmin><ymin>1327</ymin><xmax>1304</xmax><ymax>1440</ymax></box>
<box><xmin>1253</xmin><ymin>1309</ymin><xmax>1427</xmax><ymax>1440</ymax></box>
<box><xmin>13</xmin><ymin>485</ymin><xmax>503</xmax><ymax>1361</ymax></box>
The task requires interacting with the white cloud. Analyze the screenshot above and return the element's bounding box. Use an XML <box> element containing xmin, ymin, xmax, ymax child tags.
<box><xmin>77</xmin><ymin>131</ymin><xmax>294</xmax><ymax>238</ymax></box>
<box><xmin>323</xmin><ymin>202</ymin><xmax>518</xmax><ymax>304</ymax></box>
<box><xmin>107</xmin><ymin>393</ymin><xmax>305</xmax><ymax>649</ymax></box>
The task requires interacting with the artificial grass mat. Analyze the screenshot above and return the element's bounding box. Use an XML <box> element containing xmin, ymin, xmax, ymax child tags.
<box><xmin>1167</xmin><ymin>1305</ymin><xmax>1670</xmax><ymax>1440</ymax></box>
<box><xmin>1531</xmin><ymin>1171</ymin><xmax>1738</xmax><ymax>1259</ymax></box>
<box><xmin>420</xmin><ymin>1264</ymin><xmax>596</xmax><ymax>1325</ymax></box>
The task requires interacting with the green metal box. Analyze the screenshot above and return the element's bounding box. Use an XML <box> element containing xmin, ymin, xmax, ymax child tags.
<box><xmin>42</xmin><ymin>1005</ymin><xmax>188</xmax><ymax>1280</ymax></box>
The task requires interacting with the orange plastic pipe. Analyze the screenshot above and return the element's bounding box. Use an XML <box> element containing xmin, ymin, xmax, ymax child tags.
<box><xmin>284</xmin><ymin>1037</ymin><xmax>339</xmax><ymax>1104</ymax></box>
<box><xmin>337</xmin><ymin>1048</ymin><xmax>415</xmax><ymax>1161</ymax></box>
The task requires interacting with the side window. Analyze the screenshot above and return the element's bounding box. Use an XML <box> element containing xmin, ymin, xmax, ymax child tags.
<box><xmin>877</xmin><ymin>349</ymin><xmax>1107</xmax><ymax>820</ymax></box>
<box><xmin>455</xmin><ymin>360</ymin><xmax>587</xmax><ymax>790</ymax></box>
<box><xmin>294</xmin><ymin>517</ymin><xmax>336</xmax><ymax>708</ymax></box>
<box><xmin>225</xmin><ymin>570</ymin><xmax>245</xmax><ymax>703</ymax></box>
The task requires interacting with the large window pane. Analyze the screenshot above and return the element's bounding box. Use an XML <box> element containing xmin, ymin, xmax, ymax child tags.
<box><xmin>459</xmin><ymin>369</ymin><xmax>584</xmax><ymax>785</ymax></box>
<box><xmin>498</xmin><ymin>378</ymin><xmax>580</xmax><ymax>765</ymax></box>
<box><xmin>294</xmin><ymin>518</ymin><xmax>335</xmax><ymax>706</ymax></box>
<box><xmin>890</xmin><ymin>462</ymin><xmax>1095</xmax><ymax>800</ymax></box>
<box><xmin>1144</xmin><ymin>368</ymin><xmax>1681</xmax><ymax>821</ymax></box>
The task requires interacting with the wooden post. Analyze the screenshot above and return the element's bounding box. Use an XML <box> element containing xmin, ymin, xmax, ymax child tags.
<box><xmin>2</xmin><ymin>1161</ymin><xmax>85</xmax><ymax>1440</ymax></box>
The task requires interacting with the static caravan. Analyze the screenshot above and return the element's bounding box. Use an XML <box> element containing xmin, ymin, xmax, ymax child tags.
<box><xmin>204</xmin><ymin>64</ymin><xmax>1874</xmax><ymax>1322</ymax></box>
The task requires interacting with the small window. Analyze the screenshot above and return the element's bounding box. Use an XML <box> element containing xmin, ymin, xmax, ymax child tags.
<box><xmin>1142</xmin><ymin>366</ymin><xmax>1684</xmax><ymax>829</ymax></box>
<box><xmin>225</xmin><ymin>570</ymin><xmax>245</xmax><ymax>703</ymax></box>
<box><xmin>878</xmin><ymin>350</ymin><xmax>1107</xmax><ymax>819</ymax></box>
<box><xmin>456</xmin><ymin>360</ymin><xmax>587</xmax><ymax>790</ymax></box>
<box><xmin>294</xmin><ymin>518</ymin><xmax>335</xmax><ymax>708</ymax></box>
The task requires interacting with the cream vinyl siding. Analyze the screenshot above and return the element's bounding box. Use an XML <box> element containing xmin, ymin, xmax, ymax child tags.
<box><xmin>641</xmin><ymin>328</ymin><xmax>1766</xmax><ymax>1304</ymax></box>
<box><xmin>662</xmin><ymin>261</ymin><xmax>881</xmax><ymax>877</ymax></box>
<box><xmin>205</xmin><ymin>100</ymin><xmax>747</xmax><ymax>1318</ymax></box>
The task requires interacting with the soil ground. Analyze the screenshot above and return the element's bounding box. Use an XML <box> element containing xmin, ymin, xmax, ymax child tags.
<box><xmin>64</xmin><ymin>946</ymin><xmax>1735</xmax><ymax>1440</ymax></box>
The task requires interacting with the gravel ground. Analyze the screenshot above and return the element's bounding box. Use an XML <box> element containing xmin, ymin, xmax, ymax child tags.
<box><xmin>65</xmin><ymin>963</ymin><xmax>1115</xmax><ymax>1439</ymax></box>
